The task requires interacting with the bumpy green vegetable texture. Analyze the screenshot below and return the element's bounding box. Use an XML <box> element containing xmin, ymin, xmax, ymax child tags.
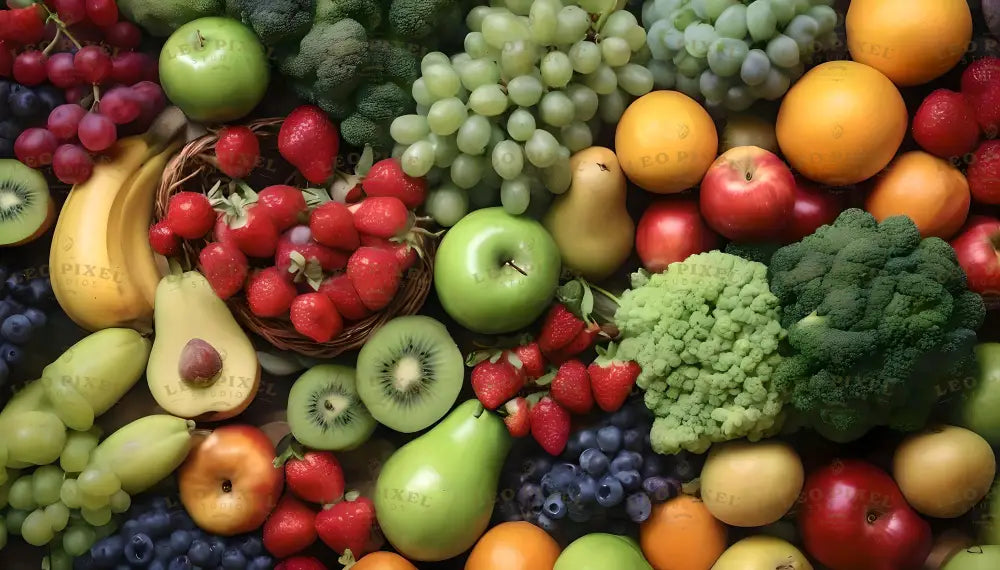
<box><xmin>276</xmin><ymin>0</ymin><xmax>468</xmax><ymax>151</ymax></box>
<box><xmin>770</xmin><ymin>209</ymin><xmax>986</xmax><ymax>443</ymax></box>
<box><xmin>225</xmin><ymin>0</ymin><xmax>317</xmax><ymax>47</ymax></box>
<box><xmin>116</xmin><ymin>0</ymin><xmax>225</xmax><ymax>37</ymax></box>
<box><xmin>615</xmin><ymin>251</ymin><xmax>788</xmax><ymax>455</ymax></box>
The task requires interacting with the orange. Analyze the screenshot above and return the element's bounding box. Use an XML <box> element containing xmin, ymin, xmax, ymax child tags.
<box><xmin>846</xmin><ymin>0</ymin><xmax>972</xmax><ymax>87</ymax></box>
<box><xmin>865</xmin><ymin>151</ymin><xmax>971</xmax><ymax>239</ymax></box>
<box><xmin>640</xmin><ymin>494</ymin><xmax>727</xmax><ymax>570</ymax></box>
<box><xmin>776</xmin><ymin>61</ymin><xmax>907</xmax><ymax>187</ymax></box>
<box><xmin>615</xmin><ymin>90</ymin><xmax>718</xmax><ymax>194</ymax></box>
<box><xmin>351</xmin><ymin>551</ymin><xmax>418</xmax><ymax>570</ymax></box>
<box><xmin>465</xmin><ymin>521</ymin><xmax>561</xmax><ymax>570</ymax></box>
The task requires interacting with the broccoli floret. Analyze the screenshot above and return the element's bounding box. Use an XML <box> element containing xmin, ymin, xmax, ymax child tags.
<box><xmin>388</xmin><ymin>0</ymin><xmax>458</xmax><ymax>40</ymax></box>
<box><xmin>769</xmin><ymin>208</ymin><xmax>986</xmax><ymax>442</ymax></box>
<box><xmin>225</xmin><ymin>0</ymin><xmax>316</xmax><ymax>47</ymax></box>
<box><xmin>116</xmin><ymin>0</ymin><xmax>224</xmax><ymax>37</ymax></box>
<box><xmin>724</xmin><ymin>241</ymin><xmax>782</xmax><ymax>266</ymax></box>
<box><xmin>317</xmin><ymin>0</ymin><xmax>384</xmax><ymax>29</ymax></box>
<box><xmin>279</xmin><ymin>18</ymin><xmax>369</xmax><ymax>105</ymax></box>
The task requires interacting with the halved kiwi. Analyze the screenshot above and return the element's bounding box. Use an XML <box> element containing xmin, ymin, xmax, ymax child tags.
<box><xmin>287</xmin><ymin>364</ymin><xmax>377</xmax><ymax>451</ymax></box>
<box><xmin>356</xmin><ymin>315</ymin><xmax>464</xmax><ymax>433</ymax></box>
<box><xmin>0</xmin><ymin>159</ymin><xmax>53</xmax><ymax>246</ymax></box>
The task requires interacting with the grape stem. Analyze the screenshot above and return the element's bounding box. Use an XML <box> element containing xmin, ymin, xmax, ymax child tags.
<box><xmin>41</xmin><ymin>7</ymin><xmax>83</xmax><ymax>50</ymax></box>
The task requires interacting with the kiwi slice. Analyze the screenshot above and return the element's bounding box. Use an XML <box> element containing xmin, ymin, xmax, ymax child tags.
<box><xmin>287</xmin><ymin>364</ymin><xmax>377</xmax><ymax>451</ymax></box>
<box><xmin>356</xmin><ymin>315</ymin><xmax>465</xmax><ymax>433</ymax></box>
<box><xmin>0</xmin><ymin>159</ymin><xmax>52</xmax><ymax>246</ymax></box>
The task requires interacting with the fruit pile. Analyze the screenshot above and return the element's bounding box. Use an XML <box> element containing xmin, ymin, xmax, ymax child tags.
<box><xmin>0</xmin><ymin>1</ymin><xmax>165</xmax><ymax>184</ymax></box>
<box><xmin>0</xmin><ymin>264</ymin><xmax>54</xmax><ymax>391</ymax></box>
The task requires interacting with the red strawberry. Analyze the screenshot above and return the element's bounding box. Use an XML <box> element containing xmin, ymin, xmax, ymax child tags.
<box><xmin>279</xmin><ymin>105</ymin><xmax>340</xmax><ymax>184</ymax></box>
<box><xmin>502</xmin><ymin>396</ymin><xmax>530</xmax><ymax>438</ymax></box>
<box><xmin>318</xmin><ymin>274</ymin><xmax>371</xmax><ymax>321</ymax></box>
<box><xmin>362</xmin><ymin>158</ymin><xmax>427</xmax><ymax>208</ymax></box>
<box><xmin>550</xmin><ymin>359</ymin><xmax>593</xmax><ymax>414</ymax></box>
<box><xmin>148</xmin><ymin>221</ymin><xmax>180</xmax><ymax>256</ymax></box>
<box><xmin>224</xmin><ymin>205</ymin><xmax>280</xmax><ymax>258</ymax></box>
<box><xmin>538</xmin><ymin>304</ymin><xmax>585</xmax><ymax>354</ymax></box>
<box><xmin>588</xmin><ymin>343</ymin><xmax>640</xmax><ymax>413</ymax></box>
<box><xmin>529</xmin><ymin>396</ymin><xmax>571</xmax><ymax>456</ymax></box>
<box><xmin>359</xmin><ymin>235</ymin><xmax>418</xmax><ymax>271</ymax></box>
<box><xmin>215</xmin><ymin>125</ymin><xmax>260</xmax><ymax>179</ymax></box>
<box><xmin>962</xmin><ymin>57</ymin><xmax>1000</xmax><ymax>103</ymax></box>
<box><xmin>912</xmin><ymin>89</ymin><xmax>980</xmax><ymax>159</ymax></box>
<box><xmin>314</xmin><ymin>493</ymin><xmax>377</xmax><ymax>558</ymax></box>
<box><xmin>290</xmin><ymin>293</ymin><xmax>343</xmax><ymax>343</ymax></box>
<box><xmin>352</xmin><ymin>197</ymin><xmax>413</xmax><ymax>239</ymax></box>
<box><xmin>276</xmin><ymin>226</ymin><xmax>349</xmax><ymax>275</ymax></box>
<box><xmin>166</xmin><ymin>191</ymin><xmax>215</xmax><ymax>240</ymax></box>
<box><xmin>198</xmin><ymin>242</ymin><xmax>248</xmax><ymax>300</ymax></box>
<box><xmin>968</xmin><ymin>140</ymin><xmax>1000</xmax><ymax>204</ymax></box>
<box><xmin>3</xmin><ymin>6</ymin><xmax>45</xmax><ymax>45</ymax></box>
<box><xmin>310</xmin><ymin>202</ymin><xmax>360</xmax><ymax>251</ymax></box>
<box><xmin>275</xmin><ymin>557</ymin><xmax>327</xmax><ymax>570</ymax></box>
<box><xmin>258</xmin><ymin>185</ymin><xmax>307</xmax><ymax>231</ymax></box>
<box><xmin>263</xmin><ymin>494</ymin><xmax>317</xmax><ymax>558</ymax></box>
<box><xmin>278</xmin><ymin>449</ymin><xmax>346</xmax><ymax>505</ymax></box>
<box><xmin>213</xmin><ymin>212</ymin><xmax>234</xmax><ymax>244</ymax></box>
<box><xmin>547</xmin><ymin>322</ymin><xmax>601</xmax><ymax>365</ymax></box>
<box><xmin>972</xmin><ymin>83</ymin><xmax>1000</xmax><ymax>138</ymax></box>
<box><xmin>246</xmin><ymin>267</ymin><xmax>298</xmax><ymax>317</ymax></box>
<box><xmin>346</xmin><ymin>247</ymin><xmax>402</xmax><ymax>311</ymax></box>
<box><xmin>511</xmin><ymin>342</ymin><xmax>546</xmax><ymax>380</ymax></box>
<box><xmin>470</xmin><ymin>352</ymin><xmax>526</xmax><ymax>410</ymax></box>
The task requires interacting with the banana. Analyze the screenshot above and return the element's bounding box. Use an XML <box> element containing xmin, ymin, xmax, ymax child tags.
<box><xmin>89</xmin><ymin>414</ymin><xmax>195</xmax><ymax>494</ymax></box>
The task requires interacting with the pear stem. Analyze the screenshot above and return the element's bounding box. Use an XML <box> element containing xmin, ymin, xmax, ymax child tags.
<box><xmin>505</xmin><ymin>261</ymin><xmax>527</xmax><ymax>276</ymax></box>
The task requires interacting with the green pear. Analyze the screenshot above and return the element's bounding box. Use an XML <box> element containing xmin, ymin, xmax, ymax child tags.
<box><xmin>711</xmin><ymin>535</ymin><xmax>813</xmax><ymax>569</ymax></box>
<box><xmin>543</xmin><ymin>146</ymin><xmax>635</xmax><ymax>282</ymax></box>
<box><xmin>554</xmin><ymin>533</ymin><xmax>653</xmax><ymax>570</ymax></box>
<box><xmin>374</xmin><ymin>399</ymin><xmax>512</xmax><ymax>561</ymax></box>
<box><xmin>958</xmin><ymin>343</ymin><xmax>1000</xmax><ymax>445</ymax></box>
<box><xmin>943</xmin><ymin>546</ymin><xmax>1000</xmax><ymax>570</ymax></box>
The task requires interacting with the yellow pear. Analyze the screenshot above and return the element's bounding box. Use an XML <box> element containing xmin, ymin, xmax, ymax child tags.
<box><xmin>543</xmin><ymin>147</ymin><xmax>635</xmax><ymax>281</ymax></box>
<box><xmin>712</xmin><ymin>536</ymin><xmax>813</xmax><ymax>570</ymax></box>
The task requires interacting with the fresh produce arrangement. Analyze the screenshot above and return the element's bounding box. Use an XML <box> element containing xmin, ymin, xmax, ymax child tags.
<box><xmin>8</xmin><ymin>0</ymin><xmax>1000</xmax><ymax>569</ymax></box>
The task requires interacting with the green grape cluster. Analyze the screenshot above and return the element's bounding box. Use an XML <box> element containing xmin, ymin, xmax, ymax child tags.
<box><xmin>641</xmin><ymin>0</ymin><xmax>840</xmax><ymax>111</ymax></box>
<box><xmin>390</xmin><ymin>0</ymin><xmax>655</xmax><ymax>225</ymax></box>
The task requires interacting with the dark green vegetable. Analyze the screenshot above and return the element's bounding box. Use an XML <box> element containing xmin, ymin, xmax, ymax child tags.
<box><xmin>225</xmin><ymin>0</ymin><xmax>317</xmax><ymax>47</ymax></box>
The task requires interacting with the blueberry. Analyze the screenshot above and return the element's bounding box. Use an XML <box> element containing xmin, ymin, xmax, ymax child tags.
<box><xmin>247</xmin><ymin>556</ymin><xmax>274</xmax><ymax>570</ymax></box>
<box><xmin>34</xmin><ymin>85</ymin><xmax>64</xmax><ymax>114</ymax></box>
<box><xmin>91</xmin><ymin>535</ymin><xmax>126</xmax><ymax>566</ymax></box>
<box><xmin>579</xmin><ymin>448</ymin><xmax>609</xmax><ymax>476</ymax></box>
<box><xmin>0</xmin><ymin>137</ymin><xmax>12</xmax><ymax>159</ymax></box>
<box><xmin>566</xmin><ymin>474</ymin><xmax>597</xmax><ymax>504</ymax></box>
<box><xmin>516</xmin><ymin>483</ymin><xmax>544</xmax><ymax>513</ymax></box>
<box><xmin>496</xmin><ymin>500</ymin><xmax>523</xmax><ymax>523</ymax></box>
<box><xmin>0</xmin><ymin>300</ymin><xmax>11</xmax><ymax>322</ymax></box>
<box><xmin>0</xmin><ymin>359</ymin><xmax>8</xmax><ymax>386</ymax></box>
<box><xmin>609</xmin><ymin>452</ymin><xmax>634</xmax><ymax>475</ymax></box>
<box><xmin>0</xmin><ymin>120</ymin><xmax>19</xmax><ymax>142</ymax></box>
<box><xmin>148</xmin><ymin>497</ymin><xmax>170</xmax><ymax>512</ymax></box>
<box><xmin>148</xmin><ymin>561</ymin><xmax>166</xmax><ymax>570</ymax></box>
<box><xmin>541</xmin><ymin>463</ymin><xmax>577</xmax><ymax>495</ymax></box>
<box><xmin>625</xmin><ymin>492</ymin><xmax>653</xmax><ymax>523</ymax></box>
<box><xmin>596</xmin><ymin>426</ymin><xmax>623</xmax><ymax>454</ymax></box>
<box><xmin>221</xmin><ymin>547</ymin><xmax>247</xmax><ymax>570</ymax></box>
<box><xmin>623</xmin><ymin>429</ymin><xmax>644</xmax><ymax>451</ymax></box>
<box><xmin>642</xmin><ymin>476</ymin><xmax>680</xmax><ymax>502</ymax></box>
<box><xmin>608</xmin><ymin>407</ymin><xmax>638</xmax><ymax>428</ymax></box>
<box><xmin>205</xmin><ymin>536</ymin><xmax>226</xmax><ymax>565</ymax></box>
<box><xmin>535</xmin><ymin>513</ymin><xmax>559</xmax><ymax>534</ymax></box>
<box><xmin>1</xmin><ymin>314</ymin><xmax>32</xmax><ymax>344</ymax></box>
<box><xmin>596</xmin><ymin>475</ymin><xmax>625</xmax><ymax>507</ymax></box>
<box><xmin>22</xmin><ymin>307</ymin><xmax>46</xmax><ymax>329</ymax></box>
<box><xmin>153</xmin><ymin>541</ymin><xmax>174</xmax><ymax>561</ymax></box>
<box><xmin>168</xmin><ymin>530</ymin><xmax>193</xmax><ymax>555</ymax></box>
<box><xmin>168</xmin><ymin>510</ymin><xmax>196</xmax><ymax>531</ymax></box>
<box><xmin>673</xmin><ymin>455</ymin><xmax>699</xmax><ymax>481</ymax></box>
<box><xmin>124</xmin><ymin>533</ymin><xmax>154</xmax><ymax>566</ymax></box>
<box><xmin>564</xmin><ymin>429</ymin><xmax>598</xmax><ymax>459</ymax></box>
<box><xmin>238</xmin><ymin>536</ymin><xmax>263</xmax><ymax>558</ymax></box>
<box><xmin>1</xmin><ymin>342</ymin><xmax>23</xmax><ymax>365</ymax></box>
<box><xmin>566</xmin><ymin>501</ymin><xmax>593</xmax><ymax>523</ymax></box>
<box><xmin>8</xmin><ymin>87</ymin><xmax>45</xmax><ymax>121</ymax></box>
<box><xmin>520</xmin><ymin>456</ymin><xmax>553</xmax><ymax>483</ymax></box>
<box><xmin>187</xmin><ymin>539</ymin><xmax>213</xmax><ymax>566</ymax></box>
<box><xmin>0</xmin><ymin>80</ymin><xmax>10</xmax><ymax>114</ymax></box>
<box><xmin>167</xmin><ymin>556</ymin><xmax>193</xmax><ymax>570</ymax></box>
<box><xmin>614</xmin><ymin>469</ymin><xmax>642</xmax><ymax>491</ymax></box>
<box><xmin>139</xmin><ymin>511</ymin><xmax>172</xmax><ymax>539</ymax></box>
<box><xmin>543</xmin><ymin>493</ymin><xmax>567</xmax><ymax>519</ymax></box>
<box><xmin>121</xmin><ymin>520</ymin><xmax>142</xmax><ymax>538</ymax></box>
<box><xmin>27</xmin><ymin>278</ymin><xmax>53</xmax><ymax>306</ymax></box>
<box><xmin>2</xmin><ymin>295</ymin><xmax>24</xmax><ymax>314</ymax></box>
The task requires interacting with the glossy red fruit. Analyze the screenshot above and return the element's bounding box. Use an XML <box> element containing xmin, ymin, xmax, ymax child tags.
<box><xmin>912</xmin><ymin>89</ymin><xmax>981</xmax><ymax>159</ymax></box>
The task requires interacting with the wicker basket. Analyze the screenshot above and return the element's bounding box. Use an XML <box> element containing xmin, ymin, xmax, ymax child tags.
<box><xmin>153</xmin><ymin>117</ymin><xmax>436</xmax><ymax>358</ymax></box>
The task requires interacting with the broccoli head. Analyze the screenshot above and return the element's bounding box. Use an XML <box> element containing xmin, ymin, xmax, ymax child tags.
<box><xmin>225</xmin><ymin>0</ymin><xmax>317</xmax><ymax>47</ymax></box>
<box><xmin>614</xmin><ymin>251</ymin><xmax>788</xmax><ymax>455</ymax></box>
<box><xmin>116</xmin><ymin>0</ymin><xmax>224</xmax><ymax>37</ymax></box>
<box><xmin>769</xmin><ymin>208</ymin><xmax>986</xmax><ymax>442</ymax></box>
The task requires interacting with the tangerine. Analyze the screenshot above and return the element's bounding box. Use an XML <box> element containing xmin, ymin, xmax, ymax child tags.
<box><xmin>465</xmin><ymin>521</ymin><xmax>561</xmax><ymax>570</ymax></box>
<box><xmin>640</xmin><ymin>494</ymin><xmax>727</xmax><ymax>570</ymax></box>
<box><xmin>350</xmin><ymin>551</ymin><xmax>418</xmax><ymax>570</ymax></box>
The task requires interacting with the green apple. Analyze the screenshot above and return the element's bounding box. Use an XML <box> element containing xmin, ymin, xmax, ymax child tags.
<box><xmin>434</xmin><ymin>207</ymin><xmax>561</xmax><ymax>334</ymax></box>
<box><xmin>957</xmin><ymin>343</ymin><xmax>1000</xmax><ymax>445</ymax></box>
<box><xmin>943</xmin><ymin>546</ymin><xmax>1000</xmax><ymax>570</ymax></box>
<box><xmin>159</xmin><ymin>17</ymin><xmax>269</xmax><ymax>123</ymax></box>
<box><xmin>555</xmin><ymin>534</ymin><xmax>653</xmax><ymax>570</ymax></box>
<box><xmin>712</xmin><ymin>535</ymin><xmax>813</xmax><ymax>570</ymax></box>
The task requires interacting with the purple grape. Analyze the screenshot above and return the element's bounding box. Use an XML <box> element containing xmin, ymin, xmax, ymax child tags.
<box><xmin>625</xmin><ymin>492</ymin><xmax>653</xmax><ymax>523</ymax></box>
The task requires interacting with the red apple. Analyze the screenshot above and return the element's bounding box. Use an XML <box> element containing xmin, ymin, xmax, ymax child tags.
<box><xmin>178</xmin><ymin>425</ymin><xmax>284</xmax><ymax>536</ymax></box>
<box><xmin>635</xmin><ymin>196</ymin><xmax>720</xmax><ymax>273</ymax></box>
<box><xmin>781</xmin><ymin>178</ymin><xmax>847</xmax><ymax>243</ymax></box>
<box><xmin>798</xmin><ymin>459</ymin><xmax>933</xmax><ymax>570</ymax></box>
<box><xmin>951</xmin><ymin>215</ymin><xmax>1000</xmax><ymax>300</ymax></box>
<box><xmin>699</xmin><ymin>145</ymin><xmax>796</xmax><ymax>241</ymax></box>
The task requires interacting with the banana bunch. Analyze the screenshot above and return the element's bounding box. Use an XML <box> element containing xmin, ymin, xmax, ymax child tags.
<box><xmin>49</xmin><ymin>107</ymin><xmax>190</xmax><ymax>333</ymax></box>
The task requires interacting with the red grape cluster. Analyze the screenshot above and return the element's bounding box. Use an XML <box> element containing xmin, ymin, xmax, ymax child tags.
<box><xmin>1</xmin><ymin>0</ymin><xmax>166</xmax><ymax>185</ymax></box>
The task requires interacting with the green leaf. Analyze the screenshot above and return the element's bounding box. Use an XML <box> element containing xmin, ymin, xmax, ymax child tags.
<box><xmin>465</xmin><ymin>349</ymin><xmax>500</xmax><ymax>367</ymax></box>
<box><xmin>302</xmin><ymin>187</ymin><xmax>332</xmax><ymax>208</ymax></box>
<box><xmin>525</xmin><ymin>391</ymin><xmax>547</xmax><ymax>406</ymax></box>
<box><xmin>506</xmin><ymin>352</ymin><xmax>523</xmax><ymax>370</ymax></box>
<box><xmin>303</xmin><ymin>260</ymin><xmax>324</xmax><ymax>291</ymax></box>
<box><xmin>533</xmin><ymin>371</ymin><xmax>555</xmax><ymax>387</ymax></box>
<box><xmin>580</xmin><ymin>285</ymin><xmax>595</xmax><ymax>321</ymax></box>
<box><xmin>557</xmin><ymin>279</ymin><xmax>585</xmax><ymax>315</ymax></box>
<box><xmin>356</xmin><ymin>144</ymin><xmax>375</xmax><ymax>177</ymax></box>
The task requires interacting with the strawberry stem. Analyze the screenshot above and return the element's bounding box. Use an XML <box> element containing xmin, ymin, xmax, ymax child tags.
<box><xmin>589</xmin><ymin>282</ymin><xmax>621</xmax><ymax>305</ymax></box>
<box><xmin>272</xmin><ymin>437</ymin><xmax>306</xmax><ymax>468</ymax></box>
<box><xmin>339</xmin><ymin>550</ymin><xmax>358</xmax><ymax>569</ymax></box>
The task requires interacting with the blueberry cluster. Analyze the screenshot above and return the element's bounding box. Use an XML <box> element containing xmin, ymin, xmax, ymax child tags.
<box><xmin>0</xmin><ymin>79</ymin><xmax>64</xmax><ymax>158</ymax></box>
<box><xmin>75</xmin><ymin>497</ymin><xmax>273</xmax><ymax>570</ymax></box>
<box><xmin>0</xmin><ymin>265</ymin><xmax>55</xmax><ymax>390</ymax></box>
<box><xmin>498</xmin><ymin>402</ymin><xmax>703</xmax><ymax>540</ymax></box>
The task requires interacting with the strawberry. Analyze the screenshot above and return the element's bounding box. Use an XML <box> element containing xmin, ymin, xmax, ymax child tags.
<box><xmin>912</xmin><ymin>89</ymin><xmax>981</xmax><ymax>159</ymax></box>
<box><xmin>511</xmin><ymin>342</ymin><xmax>546</xmax><ymax>380</ymax></box>
<box><xmin>246</xmin><ymin>267</ymin><xmax>298</xmax><ymax>317</ymax></box>
<box><xmin>148</xmin><ymin>221</ymin><xmax>180</xmax><ymax>256</ymax></box>
<box><xmin>538</xmin><ymin>303</ymin><xmax>585</xmax><ymax>354</ymax></box>
<box><xmin>277</xmin><ymin>448</ymin><xmax>346</xmax><ymax>505</ymax></box>
<box><xmin>275</xmin><ymin>557</ymin><xmax>328</xmax><ymax>570</ymax></box>
<box><xmin>529</xmin><ymin>396</ymin><xmax>571</xmax><ymax>456</ymax></box>
<box><xmin>215</xmin><ymin>125</ymin><xmax>259</xmax><ymax>179</ymax></box>
<box><xmin>166</xmin><ymin>191</ymin><xmax>215</xmax><ymax>240</ymax></box>
<box><xmin>962</xmin><ymin>57</ymin><xmax>1000</xmax><ymax>103</ymax></box>
<box><xmin>222</xmin><ymin>204</ymin><xmax>280</xmax><ymax>258</ymax></box>
<box><xmin>352</xmin><ymin>196</ymin><xmax>413</xmax><ymax>239</ymax></box>
<box><xmin>290</xmin><ymin>293</ymin><xmax>343</xmax><ymax>343</ymax></box>
<box><xmin>359</xmin><ymin>235</ymin><xmax>418</xmax><ymax>271</ymax></box>
<box><xmin>2</xmin><ymin>6</ymin><xmax>45</xmax><ymax>45</ymax></box>
<box><xmin>346</xmin><ymin>247</ymin><xmax>402</xmax><ymax>311</ymax></box>
<box><xmin>550</xmin><ymin>359</ymin><xmax>593</xmax><ymax>414</ymax></box>
<box><xmin>314</xmin><ymin>492</ymin><xmax>377</xmax><ymax>559</ymax></box>
<box><xmin>310</xmin><ymin>202</ymin><xmax>360</xmax><ymax>251</ymax></box>
<box><xmin>967</xmin><ymin>140</ymin><xmax>1000</xmax><ymax>204</ymax></box>
<box><xmin>588</xmin><ymin>343</ymin><xmax>640</xmax><ymax>413</ymax></box>
<box><xmin>972</xmin><ymin>83</ymin><xmax>1000</xmax><ymax>138</ymax></box>
<box><xmin>213</xmin><ymin>212</ymin><xmax>234</xmax><ymax>244</ymax></box>
<box><xmin>546</xmin><ymin>322</ymin><xmax>601</xmax><ymax>365</ymax></box>
<box><xmin>502</xmin><ymin>396</ymin><xmax>530</xmax><ymax>438</ymax></box>
<box><xmin>258</xmin><ymin>185</ymin><xmax>307</xmax><ymax>231</ymax></box>
<box><xmin>276</xmin><ymin>226</ymin><xmax>349</xmax><ymax>275</ymax></box>
<box><xmin>198</xmin><ymin>242</ymin><xmax>248</xmax><ymax>300</ymax></box>
<box><xmin>470</xmin><ymin>352</ymin><xmax>526</xmax><ymax>410</ymax></box>
<box><xmin>263</xmin><ymin>494</ymin><xmax>317</xmax><ymax>558</ymax></box>
<box><xmin>318</xmin><ymin>273</ymin><xmax>371</xmax><ymax>321</ymax></box>
<box><xmin>362</xmin><ymin>157</ymin><xmax>427</xmax><ymax>208</ymax></box>
<box><xmin>279</xmin><ymin>105</ymin><xmax>340</xmax><ymax>184</ymax></box>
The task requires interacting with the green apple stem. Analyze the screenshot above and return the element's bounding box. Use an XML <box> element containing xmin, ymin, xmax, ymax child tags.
<box><xmin>505</xmin><ymin>260</ymin><xmax>527</xmax><ymax>276</ymax></box>
<box><xmin>196</xmin><ymin>30</ymin><xmax>206</xmax><ymax>49</ymax></box>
